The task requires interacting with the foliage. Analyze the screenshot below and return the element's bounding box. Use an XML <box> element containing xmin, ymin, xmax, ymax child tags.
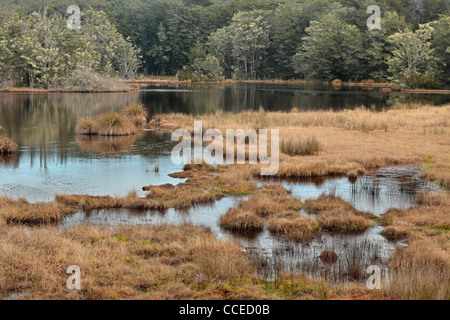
<box><xmin>1</xmin><ymin>0</ymin><xmax>450</xmax><ymax>87</ymax></box>
<box><xmin>0</xmin><ymin>7</ymin><xmax>141</xmax><ymax>89</ymax></box>
<box><xmin>177</xmin><ymin>54</ymin><xmax>223</xmax><ymax>81</ymax></box>
<box><xmin>387</xmin><ymin>24</ymin><xmax>439</xmax><ymax>88</ymax></box>
<box><xmin>291</xmin><ymin>13</ymin><xmax>365</xmax><ymax>81</ymax></box>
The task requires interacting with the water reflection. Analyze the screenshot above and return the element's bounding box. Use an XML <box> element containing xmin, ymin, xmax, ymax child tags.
<box><xmin>261</xmin><ymin>167</ymin><xmax>439</xmax><ymax>216</ymax></box>
<box><xmin>77</xmin><ymin>135</ymin><xmax>139</xmax><ymax>153</ymax></box>
<box><xmin>140</xmin><ymin>83</ymin><xmax>450</xmax><ymax>114</ymax></box>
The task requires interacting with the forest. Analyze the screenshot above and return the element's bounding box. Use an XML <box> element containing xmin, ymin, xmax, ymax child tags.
<box><xmin>0</xmin><ymin>0</ymin><xmax>449</xmax><ymax>88</ymax></box>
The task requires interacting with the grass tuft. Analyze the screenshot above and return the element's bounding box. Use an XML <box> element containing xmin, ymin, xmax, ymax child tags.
<box><xmin>0</xmin><ymin>136</ymin><xmax>18</xmax><ymax>154</ymax></box>
<box><xmin>96</xmin><ymin>112</ymin><xmax>137</xmax><ymax>136</ymax></box>
<box><xmin>121</xmin><ymin>104</ymin><xmax>149</xmax><ymax>127</ymax></box>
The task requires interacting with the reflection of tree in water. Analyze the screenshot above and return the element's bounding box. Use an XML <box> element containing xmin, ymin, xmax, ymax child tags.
<box><xmin>0</xmin><ymin>92</ymin><xmax>139</xmax><ymax>164</ymax></box>
<box><xmin>386</xmin><ymin>93</ymin><xmax>449</xmax><ymax>106</ymax></box>
<box><xmin>0</xmin><ymin>153</ymin><xmax>19</xmax><ymax>167</ymax></box>
<box><xmin>140</xmin><ymin>83</ymin><xmax>450</xmax><ymax>115</ymax></box>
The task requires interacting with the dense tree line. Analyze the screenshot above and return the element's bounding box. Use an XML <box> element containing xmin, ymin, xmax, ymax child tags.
<box><xmin>1</xmin><ymin>0</ymin><xmax>449</xmax><ymax>88</ymax></box>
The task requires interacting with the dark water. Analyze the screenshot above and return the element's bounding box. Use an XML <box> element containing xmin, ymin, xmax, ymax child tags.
<box><xmin>140</xmin><ymin>83</ymin><xmax>450</xmax><ymax>114</ymax></box>
<box><xmin>0</xmin><ymin>88</ymin><xmax>445</xmax><ymax>282</ymax></box>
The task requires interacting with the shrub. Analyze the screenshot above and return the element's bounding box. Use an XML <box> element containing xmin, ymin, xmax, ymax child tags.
<box><xmin>59</xmin><ymin>66</ymin><xmax>122</xmax><ymax>91</ymax></box>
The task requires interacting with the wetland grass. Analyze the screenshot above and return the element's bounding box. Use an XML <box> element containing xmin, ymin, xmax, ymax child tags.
<box><xmin>0</xmin><ymin>136</ymin><xmax>18</xmax><ymax>154</ymax></box>
<box><xmin>219</xmin><ymin>208</ymin><xmax>265</xmax><ymax>231</ymax></box>
<box><xmin>281</xmin><ymin>137</ymin><xmax>321</xmax><ymax>156</ymax></box>
<box><xmin>55</xmin><ymin>192</ymin><xmax>166</xmax><ymax>212</ymax></box>
<box><xmin>75</xmin><ymin>118</ymin><xmax>98</xmax><ymax>136</ymax></box>
<box><xmin>121</xmin><ymin>104</ymin><xmax>149</xmax><ymax>127</ymax></box>
<box><xmin>96</xmin><ymin>112</ymin><xmax>137</xmax><ymax>136</ymax></box>
<box><xmin>76</xmin><ymin>106</ymin><xmax>143</xmax><ymax>137</ymax></box>
<box><xmin>267</xmin><ymin>215</ymin><xmax>321</xmax><ymax>242</ymax></box>
<box><xmin>0</xmin><ymin>196</ymin><xmax>75</xmax><ymax>226</ymax></box>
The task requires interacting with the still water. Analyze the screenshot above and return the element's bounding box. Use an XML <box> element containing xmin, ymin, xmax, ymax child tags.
<box><xmin>140</xmin><ymin>82</ymin><xmax>450</xmax><ymax>114</ymax></box>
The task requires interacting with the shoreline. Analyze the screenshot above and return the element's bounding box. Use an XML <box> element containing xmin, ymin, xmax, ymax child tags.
<box><xmin>125</xmin><ymin>78</ymin><xmax>450</xmax><ymax>94</ymax></box>
<box><xmin>0</xmin><ymin>87</ymin><xmax>139</xmax><ymax>94</ymax></box>
<box><xmin>1</xmin><ymin>79</ymin><xmax>450</xmax><ymax>94</ymax></box>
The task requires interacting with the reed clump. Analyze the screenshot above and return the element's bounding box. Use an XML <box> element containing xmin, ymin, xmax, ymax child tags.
<box><xmin>75</xmin><ymin>118</ymin><xmax>98</xmax><ymax>136</ymax></box>
<box><xmin>237</xmin><ymin>185</ymin><xmax>301</xmax><ymax>218</ymax></box>
<box><xmin>303</xmin><ymin>194</ymin><xmax>373</xmax><ymax>232</ymax></box>
<box><xmin>317</xmin><ymin>209</ymin><xmax>372</xmax><ymax>233</ymax></box>
<box><xmin>219</xmin><ymin>208</ymin><xmax>264</xmax><ymax>231</ymax></box>
<box><xmin>76</xmin><ymin>105</ymin><xmax>143</xmax><ymax>136</ymax></box>
<box><xmin>304</xmin><ymin>195</ymin><xmax>355</xmax><ymax>212</ymax></box>
<box><xmin>121</xmin><ymin>104</ymin><xmax>149</xmax><ymax>127</ymax></box>
<box><xmin>381</xmin><ymin>222</ymin><xmax>411</xmax><ymax>241</ymax></box>
<box><xmin>267</xmin><ymin>214</ymin><xmax>321</xmax><ymax>242</ymax></box>
<box><xmin>281</xmin><ymin>137</ymin><xmax>321</xmax><ymax>156</ymax></box>
<box><xmin>96</xmin><ymin>112</ymin><xmax>137</xmax><ymax>136</ymax></box>
<box><xmin>0</xmin><ymin>136</ymin><xmax>18</xmax><ymax>154</ymax></box>
<box><xmin>319</xmin><ymin>249</ymin><xmax>339</xmax><ymax>266</ymax></box>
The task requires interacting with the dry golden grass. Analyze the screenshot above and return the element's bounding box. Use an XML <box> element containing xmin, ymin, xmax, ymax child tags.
<box><xmin>218</xmin><ymin>183</ymin><xmax>374</xmax><ymax>238</ymax></box>
<box><xmin>0</xmin><ymin>222</ymin><xmax>378</xmax><ymax>300</ymax></box>
<box><xmin>56</xmin><ymin>191</ymin><xmax>166</xmax><ymax>212</ymax></box>
<box><xmin>384</xmin><ymin>235</ymin><xmax>450</xmax><ymax>300</ymax></box>
<box><xmin>75</xmin><ymin>118</ymin><xmax>98</xmax><ymax>136</ymax></box>
<box><xmin>267</xmin><ymin>214</ymin><xmax>321</xmax><ymax>242</ymax></box>
<box><xmin>380</xmin><ymin>193</ymin><xmax>450</xmax><ymax>239</ymax></box>
<box><xmin>375</xmin><ymin>191</ymin><xmax>450</xmax><ymax>299</ymax></box>
<box><xmin>0</xmin><ymin>224</ymin><xmax>272</xmax><ymax>300</ymax></box>
<box><xmin>153</xmin><ymin>104</ymin><xmax>449</xmax><ymax>185</ymax></box>
<box><xmin>144</xmin><ymin>163</ymin><xmax>256</xmax><ymax>210</ymax></box>
<box><xmin>317</xmin><ymin>209</ymin><xmax>372</xmax><ymax>233</ymax></box>
<box><xmin>380</xmin><ymin>221</ymin><xmax>412</xmax><ymax>241</ymax></box>
<box><xmin>0</xmin><ymin>197</ymin><xmax>76</xmax><ymax>225</ymax></box>
<box><xmin>0</xmin><ymin>136</ymin><xmax>18</xmax><ymax>154</ymax></box>
<box><xmin>219</xmin><ymin>208</ymin><xmax>264</xmax><ymax>231</ymax></box>
<box><xmin>96</xmin><ymin>112</ymin><xmax>137</xmax><ymax>136</ymax></box>
<box><xmin>303</xmin><ymin>195</ymin><xmax>374</xmax><ymax>232</ymax></box>
<box><xmin>304</xmin><ymin>195</ymin><xmax>355</xmax><ymax>212</ymax></box>
<box><xmin>237</xmin><ymin>185</ymin><xmax>301</xmax><ymax>218</ymax></box>
<box><xmin>121</xmin><ymin>104</ymin><xmax>148</xmax><ymax>127</ymax></box>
